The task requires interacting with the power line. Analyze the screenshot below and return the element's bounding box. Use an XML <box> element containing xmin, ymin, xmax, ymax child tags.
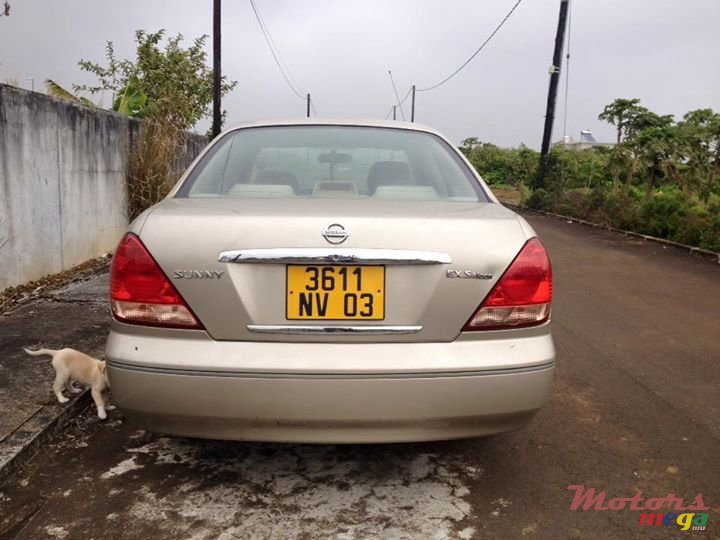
<box><xmin>388</xmin><ymin>70</ymin><xmax>406</xmax><ymax>120</ymax></box>
<box><xmin>249</xmin><ymin>0</ymin><xmax>304</xmax><ymax>99</ymax></box>
<box><xmin>383</xmin><ymin>87</ymin><xmax>411</xmax><ymax>120</ymax></box>
<box><xmin>417</xmin><ymin>0</ymin><xmax>523</xmax><ymax>92</ymax></box>
<box><xmin>249</xmin><ymin>0</ymin><xmax>305</xmax><ymax>100</ymax></box>
<box><xmin>398</xmin><ymin>86</ymin><xmax>412</xmax><ymax>106</ymax></box>
<box><xmin>250</xmin><ymin>0</ymin><xmax>304</xmax><ymax>96</ymax></box>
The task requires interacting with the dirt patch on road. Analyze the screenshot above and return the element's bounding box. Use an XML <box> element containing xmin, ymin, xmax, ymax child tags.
<box><xmin>1</xmin><ymin>255</ymin><xmax>111</xmax><ymax>315</ymax></box>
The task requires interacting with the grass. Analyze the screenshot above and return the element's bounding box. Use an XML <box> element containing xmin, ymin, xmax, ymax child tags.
<box><xmin>489</xmin><ymin>185</ymin><xmax>524</xmax><ymax>206</ymax></box>
<box><xmin>126</xmin><ymin>118</ymin><xmax>182</xmax><ymax>220</ymax></box>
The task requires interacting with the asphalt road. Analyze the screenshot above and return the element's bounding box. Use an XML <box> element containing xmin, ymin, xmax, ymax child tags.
<box><xmin>1</xmin><ymin>212</ymin><xmax>719</xmax><ymax>540</ymax></box>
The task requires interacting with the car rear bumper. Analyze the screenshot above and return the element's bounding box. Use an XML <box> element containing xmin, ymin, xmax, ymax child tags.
<box><xmin>106</xmin><ymin>322</ymin><xmax>555</xmax><ymax>443</ymax></box>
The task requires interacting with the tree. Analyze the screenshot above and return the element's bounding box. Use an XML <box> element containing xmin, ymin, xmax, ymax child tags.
<box><xmin>677</xmin><ymin>108</ymin><xmax>720</xmax><ymax>201</ymax></box>
<box><xmin>620</xmin><ymin>110</ymin><xmax>675</xmax><ymax>201</ymax></box>
<box><xmin>599</xmin><ymin>98</ymin><xmax>646</xmax><ymax>144</ymax></box>
<box><xmin>635</xmin><ymin>124</ymin><xmax>676</xmax><ymax>200</ymax></box>
<box><xmin>71</xmin><ymin>30</ymin><xmax>238</xmax><ymax>218</ymax></box>
<box><xmin>75</xmin><ymin>30</ymin><xmax>237</xmax><ymax>131</ymax></box>
<box><xmin>601</xmin><ymin>101</ymin><xmax>676</xmax><ymax>198</ymax></box>
<box><xmin>459</xmin><ymin>137</ymin><xmax>480</xmax><ymax>156</ymax></box>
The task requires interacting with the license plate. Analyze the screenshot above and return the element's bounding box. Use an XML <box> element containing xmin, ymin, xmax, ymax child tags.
<box><xmin>286</xmin><ymin>265</ymin><xmax>385</xmax><ymax>320</ymax></box>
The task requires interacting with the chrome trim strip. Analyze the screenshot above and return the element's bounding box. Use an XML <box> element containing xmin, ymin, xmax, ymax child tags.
<box><xmin>107</xmin><ymin>360</ymin><xmax>555</xmax><ymax>380</ymax></box>
<box><xmin>247</xmin><ymin>324</ymin><xmax>423</xmax><ymax>335</ymax></box>
<box><xmin>218</xmin><ymin>248</ymin><xmax>451</xmax><ymax>265</ymax></box>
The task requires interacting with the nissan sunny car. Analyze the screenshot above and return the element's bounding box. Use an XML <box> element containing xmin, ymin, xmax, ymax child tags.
<box><xmin>105</xmin><ymin>119</ymin><xmax>555</xmax><ymax>443</ymax></box>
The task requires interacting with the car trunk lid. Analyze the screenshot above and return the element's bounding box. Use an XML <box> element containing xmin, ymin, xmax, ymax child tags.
<box><xmin>137</xmin><ymin>198</ymin><xmax>529</xmax><ymax>342</ymax></box>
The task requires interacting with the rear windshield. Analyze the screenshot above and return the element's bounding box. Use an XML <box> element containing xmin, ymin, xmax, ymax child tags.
<box><xmin>177</xmin><ymin>126</ymin><xmax>487</xmax><ymax>202</ymax></box>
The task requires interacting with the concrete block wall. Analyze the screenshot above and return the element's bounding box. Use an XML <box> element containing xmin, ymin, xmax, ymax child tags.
<box><xmin>0</xmin><ymin>84</ymin><xmax>207</xmax><ymax>290</ymax></box>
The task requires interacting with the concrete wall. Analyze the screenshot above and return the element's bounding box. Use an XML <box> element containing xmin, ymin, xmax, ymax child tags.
<box><xmin>0</xmin><ymin>84</ymin><xmax>207</xmax><ymax>290</ymax></box>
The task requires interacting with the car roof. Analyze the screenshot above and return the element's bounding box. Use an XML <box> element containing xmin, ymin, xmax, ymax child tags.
<box><xmin>222</xmin><ymin>118</ymin><xmax>444</xmax><ymax>138</ymax></box>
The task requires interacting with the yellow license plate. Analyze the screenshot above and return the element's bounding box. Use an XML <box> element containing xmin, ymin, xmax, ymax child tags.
<box><xmin>286</xmin><ymin>265</ymin><xmax>385</xmax><ymax>320</ymax></box>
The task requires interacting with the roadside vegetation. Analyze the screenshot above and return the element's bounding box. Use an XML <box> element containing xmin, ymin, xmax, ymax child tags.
<box><xmin>461</xmin><ymin>99</ymin><xmax>720</xmax><ymax>252</ymax></box>
<box><xmin>47</xmin><ymin>30</ymin><xmax>237</xmax><ymax>219</ymax></box>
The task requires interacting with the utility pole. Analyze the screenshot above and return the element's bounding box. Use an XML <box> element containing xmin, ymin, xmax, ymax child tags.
<box><xmin>410</xmin><ymin>85</ymin><xmax>416</xmax><ymax>122</ymax></box>
<box><xmin>212</xmin><ymin>0</ymin><xmax>222</xmax><ymax>139</ymax></box>
<box><xmin>535</xmin><ymin>0</ymin><xmax>570</xmax><ymax>188</ymax></box>
<box><xmin>393</xmin><ymin>106</ymin><xmax>397</xmax><ymax>120</ymax></box>
<box><xmin>306</xmin><ymin>93</ymin><xmax>311</xmax><ymax>117</ymax></box>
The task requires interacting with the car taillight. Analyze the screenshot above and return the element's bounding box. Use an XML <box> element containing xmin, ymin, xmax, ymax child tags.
<box><xmin>110</xmin><ymin>233</ymin><xmax>202</xmax><ymax>329</ymax></box>
<box><xmin>463</xmin><ymin>238</ymin><xmax>552</xmax><ymax>331</ymax></box>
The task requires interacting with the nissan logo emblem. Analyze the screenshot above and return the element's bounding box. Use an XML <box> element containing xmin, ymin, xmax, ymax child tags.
<box><xmin>322</xmin><ymin>223</ymin><xmax>348</xmax><ymax>244</ymax></box>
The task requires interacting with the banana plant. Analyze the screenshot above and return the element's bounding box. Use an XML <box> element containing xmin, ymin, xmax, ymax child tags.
<box><xmin>112</xmin><ymin>76</ymin><xmax>148</xmax><ymax>117</ymax></box>
<box><xmin>44</xmin><ymin>79</ymin><xmax>96</xmax><ymax>107</ymax></box>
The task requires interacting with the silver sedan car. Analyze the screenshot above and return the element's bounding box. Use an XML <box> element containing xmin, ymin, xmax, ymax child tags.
<box><xmin>106</xmin><ymin>119</ymin><xmax>554</xmax><ymax>443</ymax></box>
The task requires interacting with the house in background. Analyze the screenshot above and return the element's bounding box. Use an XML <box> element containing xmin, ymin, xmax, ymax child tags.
<box><xmin>553</xmin><ymin>130</ymin><xmax>615</xmax><ymax>151</ymax></box>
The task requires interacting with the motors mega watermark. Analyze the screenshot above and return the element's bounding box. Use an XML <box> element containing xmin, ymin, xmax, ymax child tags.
<box><xmin>568</xmin><ymin>485</ymin><xmax>709</xmax><ymax>532</ymax></box>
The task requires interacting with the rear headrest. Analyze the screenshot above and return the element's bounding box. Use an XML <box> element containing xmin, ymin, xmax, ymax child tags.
<box><xmin>254</xmin><ymin>169</ymin><xmax>298</xmax><ymax>193</ymax></box>
<box><xmin>372</xmin><ymin>185</ymin><xmax>439</xmax><ymax>200</ymax></box>
<box><xmin>367</xmin><ymin>161</ymin><xmax>412</xmax><ymax>195</ymax></box>
<box><xmin>227</xmin><ymin>184</ymin><xmax>295</xmax><ymax>198</ymax></box>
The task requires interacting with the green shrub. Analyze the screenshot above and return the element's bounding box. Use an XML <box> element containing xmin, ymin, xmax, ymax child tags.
<box><xmin>599</xmin><ymin>192</ymin><xmax>641</xmax><ymax>230</ymax></box>
<box><xmin>527</xmin><ymin>188</ymin><xmax>554</xmax><ymax>211</ymax></box>
<box><xmin>671</xmin><ymin>213</ymin><xmax>710</xmax><ymax>247</ymax></box>
<box><xmin>524</xmin><ymin>184</ymin><xmax>719</xmax><ymax>251</ymax></box>
<box><xmin>638</xmin><ymin>190</ymin><xmax>690</xmax><ymax>239</ymax></box>
<box><xmin>555</xmin><ymin>188</ymin><xmax>592</xmax><ymax>219</ymax></box>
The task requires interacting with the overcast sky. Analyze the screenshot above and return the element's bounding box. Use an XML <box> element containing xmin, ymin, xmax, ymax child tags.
<box><xmin>1</xmin><ymin>0</ymin><xmax>718</xmax><ymax>147</ymax></box>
